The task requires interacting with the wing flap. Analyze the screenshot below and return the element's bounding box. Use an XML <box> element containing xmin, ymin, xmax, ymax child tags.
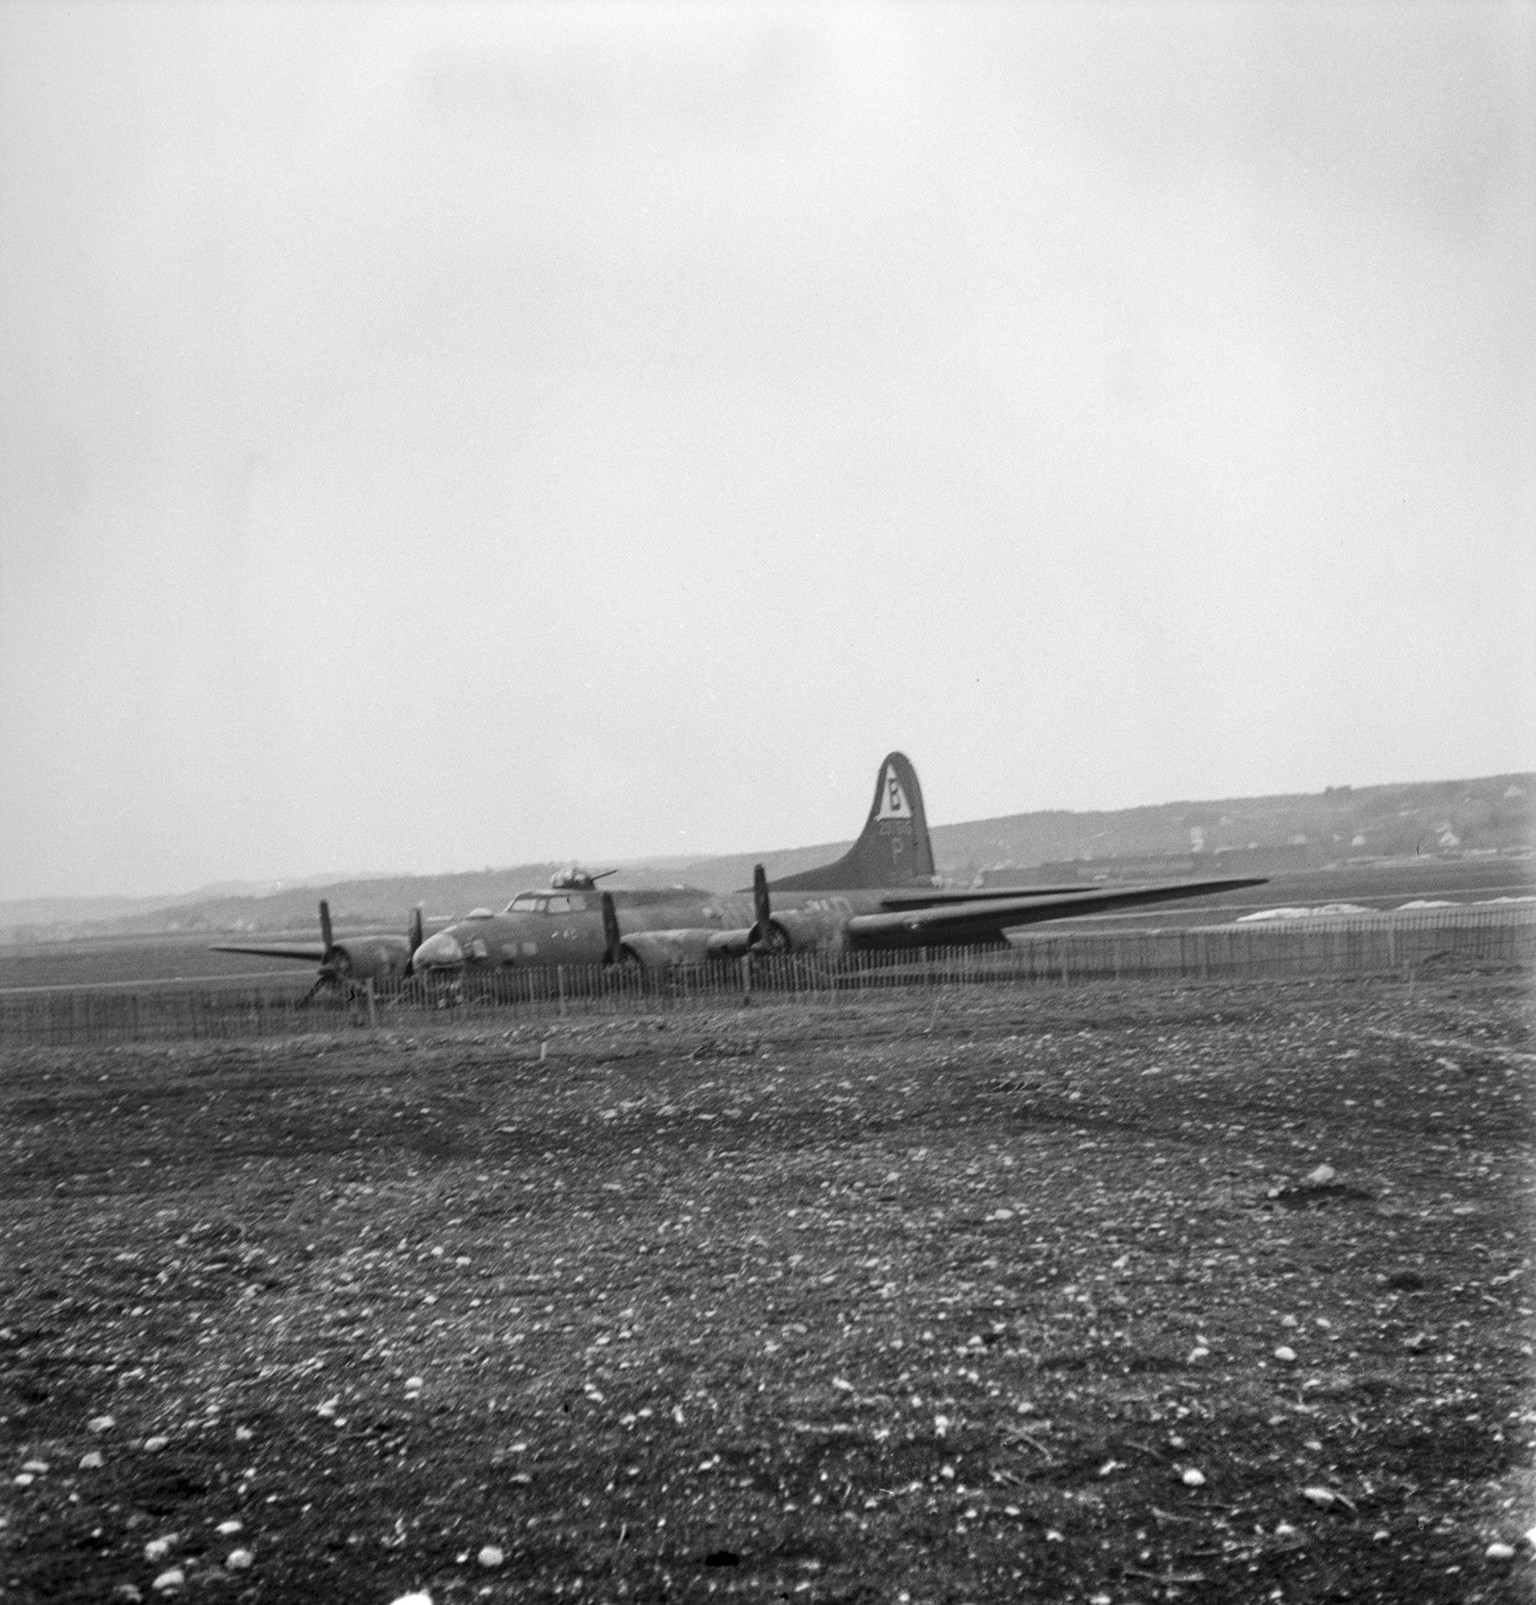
<box><xmin>847</xmin><ymin>877</ymin><xmax>1268</xmax><ymax>947</ymax></box>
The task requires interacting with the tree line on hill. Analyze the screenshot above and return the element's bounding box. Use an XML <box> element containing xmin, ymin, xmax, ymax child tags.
<box><xmin>3</xmin><ymin>772</ymin><xmax>1529</xmax><ymax>943</ymax></box>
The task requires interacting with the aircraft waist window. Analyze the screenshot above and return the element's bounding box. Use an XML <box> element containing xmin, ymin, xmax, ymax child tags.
<box><xmin>565</xmin><ymin>894</ymin><xmax>588</xmax><ymax>911</ymax></box>
<box><xmin>546</xmin><ymin>896</ymin><xmax>572</xmax><ymax>914</ymax></box>
<box><xmin>508</xmin><ymin>895</ymin><xmax>545</xmax><ymax>913</ymax></box>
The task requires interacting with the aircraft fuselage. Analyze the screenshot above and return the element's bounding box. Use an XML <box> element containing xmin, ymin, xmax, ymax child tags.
<box><xmin>410</xmin><ymin>886</ymin><xmax>862</xmax><ymax>973</ymax></box>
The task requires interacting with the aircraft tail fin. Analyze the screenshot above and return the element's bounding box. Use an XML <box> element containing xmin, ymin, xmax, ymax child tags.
<box><xmin>772</xmin><ymin>752</ymin><xmax>936</xmax><ymax>891</ymax></box>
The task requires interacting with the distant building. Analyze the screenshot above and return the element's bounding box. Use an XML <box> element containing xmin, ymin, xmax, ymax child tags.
<box><xmin>977</xmin><ymin>841</ymin><xmax>1312</xmax><ymax>886</ymax></box>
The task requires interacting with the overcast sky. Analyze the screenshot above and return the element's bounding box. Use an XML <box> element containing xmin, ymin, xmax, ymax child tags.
<box><xmin>2</xmin><ymin>1</ymin><xmax>1532</xmax><ymax>900</ymax></box>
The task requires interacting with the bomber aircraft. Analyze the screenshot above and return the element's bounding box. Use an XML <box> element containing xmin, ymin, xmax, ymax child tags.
<box><xmin>211</xmin><ymin>900</ymin><xmax>424</xmax><ymax>1003</ymax></box>
<box><xmin>407</xmin><ymin>753</ymin><xmax>1266</xmax><ymax>979</ymax></box>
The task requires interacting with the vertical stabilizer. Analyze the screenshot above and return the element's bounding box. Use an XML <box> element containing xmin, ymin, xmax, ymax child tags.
<box><xmin>770</xmin><ymin>753</ymin><xmax>936</xmax><ymax>891</ymax></box>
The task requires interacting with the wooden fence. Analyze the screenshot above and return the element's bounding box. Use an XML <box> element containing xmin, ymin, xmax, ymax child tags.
<box><xmin>1</xmin><ymin>905</ymin><xmax>1530</xmax><ymax>1049</ymax></box>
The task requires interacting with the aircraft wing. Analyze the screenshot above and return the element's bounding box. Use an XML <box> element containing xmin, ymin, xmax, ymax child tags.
<box><xmin>846</xmin><ymin>877</ymin><xmax>1268</xmax><ymax>947</ymax></box>
<box><xmin>209</xmin><ymin>941</ymin><xmax>328</xmax><ymax>963</ymax></box>
<box><xmin>876</xmin><ymin>885</ymin><xmax>1086</xmax><ymax>910</ymax></box>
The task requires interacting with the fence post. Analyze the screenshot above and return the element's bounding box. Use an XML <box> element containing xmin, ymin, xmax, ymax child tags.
<box><xmin>557</xmin><ymin>965</ymin><xmax>567</xmax><ymax>1018</ymax></box>
<box><xmin>365</xmin><ymin>978</ymin><xmax>377</xmax><ymax>1029</ymax></box>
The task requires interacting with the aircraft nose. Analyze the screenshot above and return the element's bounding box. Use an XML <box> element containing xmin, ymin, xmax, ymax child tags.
<box><xmin>411</xmin><ymin>931</ymin><xmax>464</xmax><ymax>972</ymax></box>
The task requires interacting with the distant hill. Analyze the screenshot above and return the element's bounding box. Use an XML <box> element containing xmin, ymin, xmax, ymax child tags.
<box><xmin>0</xmin><ymin>872</ymin><xmax>403</xmax><ymax>938</ymax></box>
<box><xmin>673</xmin><ymin>772</ymin><xmax>1533</xmax><ymax>892</ymax></box>
<box><xmin>3</xmin><ymin>771</ymin><xmax>1529</xmax><ymax>941</ymax></box>
<box><xmin>0</xmin><ymin>861</ymin><xmax>721</xmax><ymax>942</ymax></box>
<box><xmin>927</xmin><ymin>772</ymin><xmax>1534</xmax><ymax>883</ymax></box>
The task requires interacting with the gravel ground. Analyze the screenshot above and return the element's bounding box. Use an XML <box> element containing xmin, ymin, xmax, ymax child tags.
<box><xmin>1</xmin><ymin>976</ymin><xmax>1532</xmax><ymax>1604</ymax></box>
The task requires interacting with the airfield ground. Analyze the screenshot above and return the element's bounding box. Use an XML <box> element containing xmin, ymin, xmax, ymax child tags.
<box><xmin>1</xmin><ymin>976</ymin><xmax>1532</xmax><ymax>1604</ymax></box>
<box><xmin>1</xmin><ymin>856</ymin><xmax>1529</xmax><ymax>994</ymax></box>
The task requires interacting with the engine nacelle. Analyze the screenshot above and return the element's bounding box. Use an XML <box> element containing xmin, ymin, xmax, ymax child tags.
<box><xmin>704</xmin><ymin>927</ymin><xmax>755</xmax><ymax>961</ymax></box>
<box><xmin>618</xmin><ymin>929</ymin><xmax>722</xmax><ymax>972</ymax></box>
<box><xmin>765</xmin><ymin>908</ymin><xmax>848</xmax><ymax>955</ymax></box>
<box><xmin>329</xmin><ymin>935</ymin><xmax>413</xmax><ymax>982</ymax></box>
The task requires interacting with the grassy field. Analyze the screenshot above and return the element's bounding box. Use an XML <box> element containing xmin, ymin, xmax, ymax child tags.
<box><xmin>1</xmin><ymin>976</ymin><xmax>1532</xmax><ymax>1603</ymax></box>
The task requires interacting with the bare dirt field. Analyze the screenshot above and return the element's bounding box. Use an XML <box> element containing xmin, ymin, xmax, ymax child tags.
<box><xmin>2</xmin><ymin>976</ymin><xmax>1532</xmax><ymax>1603</ymax></box>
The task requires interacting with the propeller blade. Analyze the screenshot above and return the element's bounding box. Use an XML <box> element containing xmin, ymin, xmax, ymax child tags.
<box><xmin>751</xmin><ymin>863</ymin><xmax>772</xmax><ymax>947</ymax></box>
<box><xmin>408</xmin><ymin>906</ymin><xmax>424</xmax><ymax>956</ymax></box>
<box><xmin>319</xmin><ymin>899</ymin><xmax>334</xmax><ymax>958</ymax></box>
<box><xmin>601</xmin><ymin>892</ymin><xmax>623</xmax><ymax>966</ymax></box>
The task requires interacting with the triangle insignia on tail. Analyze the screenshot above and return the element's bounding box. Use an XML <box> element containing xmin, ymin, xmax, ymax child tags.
<box><xmin>876</xmin><ymin>763</ymin><xmax>913</xmax><ymax>821</ymax></box>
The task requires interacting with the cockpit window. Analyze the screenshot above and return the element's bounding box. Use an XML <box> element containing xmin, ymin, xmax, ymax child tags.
<box><xmin>504</xmin><ymin>891</ymin><xmax>588</xmax><ymax>915</ymax></box>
